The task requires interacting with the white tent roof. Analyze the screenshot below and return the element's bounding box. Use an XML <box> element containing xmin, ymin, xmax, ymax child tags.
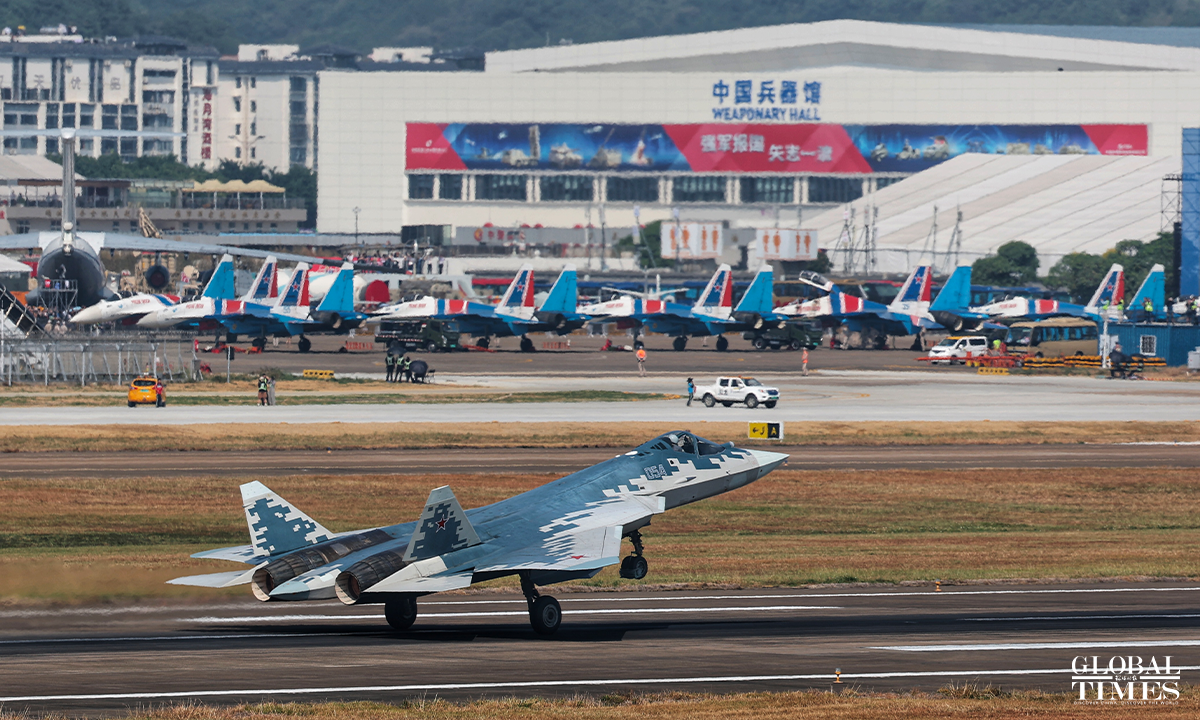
<box><xmin>805</xmin><ymin>153</ymin><xmax>1178</xmax><ymax>274</ymax></box>
<box><xmin>487</xmin><ymin>20</ymin><xmax>1200</xmax><ymax>74</ymax></box>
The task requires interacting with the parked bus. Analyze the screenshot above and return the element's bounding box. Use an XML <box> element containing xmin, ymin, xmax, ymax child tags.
<box><xmin>1006</xmin><ymin>317</ymin><xmax>1098</xmax><ymax>357</ymax></box>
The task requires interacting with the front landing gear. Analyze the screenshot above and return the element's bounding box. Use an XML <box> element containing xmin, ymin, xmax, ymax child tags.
<box><xmin>384</xmin><ymin>595</ymin><xmax>418</xmax><ymax>630</ymax></box>
<box><xmin>619</xmin><ymin>530</ymin><xmax>649</xmax><ymax>580</ymax></box>
<box><xmin>521</xmin><ymin>572</ymin><xmax>561</xmax><ymax>635</ymax></box>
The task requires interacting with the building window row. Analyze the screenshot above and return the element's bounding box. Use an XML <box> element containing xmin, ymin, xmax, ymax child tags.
<box><xmin>407</xmin><ymin>173</ymin><xmax>894</xmax><ymax>205</ymax></box>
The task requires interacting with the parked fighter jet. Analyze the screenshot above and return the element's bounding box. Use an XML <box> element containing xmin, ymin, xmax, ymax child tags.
<box><xmin>581</xmin><ymin>264</ymin><xmax>780</xmax><ymax>351</ymax></box>
<box><xmin>221</xmin><ymin>262</ymin><xmax>365</xmax><ymax>343</ymax></box>
<box><xmin>371</xmin><ymin>264</ymin><xmax>583</xmax><ymax>351</ymax></box>
<box><xmin>974</xmin><ymin>264</ymin><xmax>1125</xmax><ymax>321</ymax></box>
<box><xmin>136</xmin><ymin>255</ymin><xmax>281</xmax><ymax>333</ymax></box>
<box><xmin>170</xmin><ymin>432</ymin><xmax>788</xmax><ymax>635</ymax></box>
<box><xmin>67</xmin><ymin>254</ymin><xmax>253</xmax><ymax>324</ymax></box>
<box><xmin>780</xmin><ymin>265</ymin><xmax>936</xmax><ymax>342</ymax></box>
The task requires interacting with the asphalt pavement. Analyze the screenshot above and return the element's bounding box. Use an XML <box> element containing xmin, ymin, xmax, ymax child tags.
<box><xmin>4</xmin><ymin>583</ymin><xmax>1199</xmax><ymax>714</ymax></box>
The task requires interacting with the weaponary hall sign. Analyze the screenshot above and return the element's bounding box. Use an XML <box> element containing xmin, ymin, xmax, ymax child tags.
<box><xmin>406</xmin><ymin>123</ymin><xmax>1147</xmax><ymax>175</ymax></box>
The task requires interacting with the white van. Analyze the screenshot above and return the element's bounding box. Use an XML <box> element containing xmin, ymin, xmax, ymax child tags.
<box><xmin>927</xmin><ymin>335</ymin><xmax>990</xmax><ymax>364</ymax></box>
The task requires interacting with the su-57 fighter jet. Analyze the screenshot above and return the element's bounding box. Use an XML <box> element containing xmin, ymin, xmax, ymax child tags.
<box><xmin>171</xmin><ymin>432</ymin><xmax>788</xmax><ymax>635</ymax></box>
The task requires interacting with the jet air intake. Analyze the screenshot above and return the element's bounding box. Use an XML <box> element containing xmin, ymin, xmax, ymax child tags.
<box><xmin>335</xmin><ymin>550</ymin><xmax>409</xmax><ymax>604</ymax></box>
<box><xmin>250</xmin><ymin>529</ymin><xmax>392</xmax><ymax>601</ymax></box>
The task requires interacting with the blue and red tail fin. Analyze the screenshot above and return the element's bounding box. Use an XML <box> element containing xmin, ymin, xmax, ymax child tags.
<box><xmin>498</xmin><ymin>264</ymin><xmax>536</xmax><ymax>310</ymax></box>
<box><xmin>278</xmin><ymin>263</ymin><xmax>310</xmax><ymax>308</ymax></box>
<box><xmin>894</xmin><ymin>266</ymin><xmax>933</xmax><ymax>305</ymax></box>
<box><xmin>1086</xmin><ymin>264</ymin><xmax>1125</xmax><ymax>308</ymax></box>
<box><xmin>243</xmin><ymin>256</ymin><xmax>278</xmax><ymax>302</ymax></box>
<box><xmin>694</xmin><ymin>264</ymin><xmax>734</xmax><ymax>314</ymax></box>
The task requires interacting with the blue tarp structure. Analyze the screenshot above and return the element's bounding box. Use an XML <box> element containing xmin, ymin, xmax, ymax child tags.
<box><xmin>1181</xmin><ymin>129</ymin><xmax>1200</xmax><ymax>296</ymax></box>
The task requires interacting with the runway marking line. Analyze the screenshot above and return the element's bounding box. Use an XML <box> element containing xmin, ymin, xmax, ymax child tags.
<box><xmin>963</xmin><ymin>613</ymin><xmax>1200</xmax><ymax>622</ymax></box>
<box><xmin>874</xmin><ymin>640</ymin><xmax>1200</xmax><ymax>652</ymax></box>
<box><xmin>8</xmin><ymin>667</ymin><xmax>1200</xmax><ymax>703</ymax></box>
<box><xmin>185</xmin><ymin>605</ymin><xmax>841</xmax><ymax>623</ymax></box>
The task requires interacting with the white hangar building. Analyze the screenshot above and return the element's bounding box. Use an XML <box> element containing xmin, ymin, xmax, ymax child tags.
<box><xmin>316</xmin><ymin>20</ymin><xmax>1200</xmax><ymax>269</ymax></box>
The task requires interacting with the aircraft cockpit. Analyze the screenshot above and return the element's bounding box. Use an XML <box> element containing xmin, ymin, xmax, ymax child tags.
<box><xmin>636</xmin><ymin>431</ymin><xmax>730</xmax><ymax>457</ymax></box>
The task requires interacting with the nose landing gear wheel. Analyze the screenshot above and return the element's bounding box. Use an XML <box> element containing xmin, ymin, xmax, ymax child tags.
<box><xmin>529</xmin><ymin>595</ymin><xmax>562</xmax><ymax>635</ymax></box>
<box><xmin>384</xmin><ymin>595</ymin><xmax>418</xmax><ymax>630</ymax></box>
<box><xmin>297</xmin><ymin>336</ymin><xmax>312</xmax><ymax>353</ymax></box>
<box><xmin>672</xmin><ymin>336</ymin><xmax>688</xmax><ymax>351</ymax></box>
<box><xmin>715</xmin><ymin>335</ymin><xmax>729</xmax><ymax>352</ymax></box>
<box><xmin>619</xmin><ymin>555</ymin><xmax>648</xmax><ymax>580</ymax></box>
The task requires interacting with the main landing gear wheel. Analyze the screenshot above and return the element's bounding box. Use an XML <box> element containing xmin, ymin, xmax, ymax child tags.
<box><xmin>672</xmin><ymin>336</ymin><xmax>688</xmax><ymax>351</ymax></box>
<box><xmin>619</xmin><ymin>555</ymin><xmax>648</xmax><ymax>580</ymax></box>
<box><xmin>715</xmin><ymin>335</ymin><xmax>729</xmax><ymax>352</ymax></box>
<box><xmin>297</xmin><ymin>336</ymin><xmax>312</xmax><ymax>353</ymax></box>
<box><xmin>476</xmin><ymin>337</ymin><xmax>490</xmax><ymax>349</ymax></box>
<box><xmin>619</xmin><ymin>529</ymin><xmax>649</xmax><ymax>580</ymax></box>
<box><xmin>520</xmin><ymin>571</ymin><xmax>561</xmax><ymax>635</ymax></box>
<box><xmin>252</xmin><ymin>337</ymin><xmax>267</xmax><ymax>351</ymax></box>
<box><xmin>529</xmin><ymin>596</ymin><xmax>562</xmax><ymax>635</ymax></box>
<box><xmin>384</xmin><ymin>595</ymin><xmax>418</xmax><ymax>630</ymax></box>
<box><xmin>520</xmin><ymin>336</ymin><xmax>535</xmax><ymax>352</ymax></box>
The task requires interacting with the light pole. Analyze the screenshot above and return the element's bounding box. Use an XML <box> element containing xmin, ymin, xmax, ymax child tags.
<box><xmin>598</xmin><ymin>203</ymin><xmax>607</xmax><ymax>272</ymax></box>
<box><xmin>353</xmin><ymin>206</ymin><xmax>361</xmax><ymax>252</ymax></box>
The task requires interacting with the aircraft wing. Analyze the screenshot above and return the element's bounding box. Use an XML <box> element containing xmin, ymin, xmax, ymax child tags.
<box><xmin>0</xmin><ymin>231</ymin><xmax>315</xmax><ymax>264</ymax></box>
<box><xmin>475</xmin><ymin>524</ymin><xmax>624</xmax><ymax>573</ymax></box>
<box><xmin>190</xmin><ymin>544</ymin><xmax>260</xmax><ymax>563</ymax></box>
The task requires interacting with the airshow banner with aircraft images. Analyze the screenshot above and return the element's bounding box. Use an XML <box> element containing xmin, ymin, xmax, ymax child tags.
<box><xmin>406</xmin><ymin>123</ymin><xmax>1148</xmax><ymax>175</ymax></box>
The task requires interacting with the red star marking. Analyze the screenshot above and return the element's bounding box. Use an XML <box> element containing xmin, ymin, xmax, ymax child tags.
<box><xmin>435</xmin><ymin>518</ymin><xmax>447</xmax><ymax>531</ymax></box>
<box><xmin>570</xmin><ymin>554</ymin><xmax>585</xmax><ymax>560</ymax></box>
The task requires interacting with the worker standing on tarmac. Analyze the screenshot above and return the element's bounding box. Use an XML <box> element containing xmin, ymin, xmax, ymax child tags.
<box><xmin>385</xmin><ymin>352</ymin><xmax>396</xmax><ymax>382</ymax></box>
<box><xmin>802</xmin><ymin>347</ymin><xmax>809</xmax><ymax>376</ymax></box>
<box><xmin>1115</xmin><ymin>298</ymin><xmax>1125</xmax><ymax>317</ymax></box>
<box><xmin>1144</xmin><ymin>296</ymin><xmax>1155</xmax><ymax>321</ymax></box>
<box><xmin>686</xmin><ymin>377</ymin><xmax>694</xmax><ymax>406</ymax></box>
<box><xmin>257</xmin><ymin>373</ymin><xmax>269</xmax><ymax>406</ymax></box>
<box><xmin>400</xmin><ymin>354</ymin><xmax>413</xmax><ymax>383</ymax></box>
<box><xmin>636</xmin><ymin>346</ymin><xmax>647</xmax><ymax>377</ymax></box>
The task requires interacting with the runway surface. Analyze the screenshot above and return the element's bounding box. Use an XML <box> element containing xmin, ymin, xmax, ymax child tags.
<box><xmin>3</xmin><ymin>583</ymin><xmax>1199</xmax><ymax>714</ymax></box>
<box><xmin>3</xmin><ymin>444</ymin><xmax>1199</xmax><ymax>478</ymax></box>
<box><xmin>5</xmin><ymin>371</ymin><xmax>1200</xmax><ymax>423</ymax></box>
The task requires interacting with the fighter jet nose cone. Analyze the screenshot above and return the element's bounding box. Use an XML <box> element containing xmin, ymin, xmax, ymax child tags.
<box><xmin>70</xmin><ymin>306</ymin><xmax>100</xmax><ymax>324</ymax></box>
<box><xmin>747</xmin><ymin>449</ymin><xmax>789</xmax><ymax>475</ymax></box>
<box><xmin>136</xmin><ymin>314</ymin><xmax>159</xmax><ymax>328</ymax></box>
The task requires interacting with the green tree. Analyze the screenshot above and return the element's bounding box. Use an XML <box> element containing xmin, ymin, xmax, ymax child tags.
<box><xmin>971</xmin><ymin>241</ymin><xmax>1039</xmax><ymax>286</ymax></box>
<box><xmin>1046</xmin><ymin>251</ymin><xmax>1107</xmax><ymax>303</ymax></box>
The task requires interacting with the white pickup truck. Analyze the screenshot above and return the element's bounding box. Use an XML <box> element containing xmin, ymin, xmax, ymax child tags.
<box><xmin>695</xmin><ymin>376</ymin><xmax>779</xmax><ymax>409</ymax></box>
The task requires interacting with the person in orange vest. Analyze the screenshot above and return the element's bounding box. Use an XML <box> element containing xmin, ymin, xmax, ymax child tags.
<box><xmin>801</xmin><ymin>347</ymin><xmax>809</xmax><ymax>376</ymax></box>
<box><xmin>635</xmin><ymin>345</ymin><xmax>647</xmax><ymax>377</ymax></box>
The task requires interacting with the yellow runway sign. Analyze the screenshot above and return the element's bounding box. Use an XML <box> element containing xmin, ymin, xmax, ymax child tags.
<box><xmin>748</xmin><ymin>422</ymin><xmax>784</xmax><ymax>440</ymax></box>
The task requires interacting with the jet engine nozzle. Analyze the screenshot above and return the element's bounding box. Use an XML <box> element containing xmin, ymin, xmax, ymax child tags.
<box><xmin>930</xmin><ymin>311</ymin><xmax>965</xmax><ymax>333</ymax></box>
<box><xmin>250</xmin><ymin>529</ymin><xmax>392</xmax><ymax>601</ymax></box>
<box><xmin>731</xmin><ymin>311</ymin><xmax>763</xmax><ymax>329</ymax></box>
<box><xmin>335</xmin><ymin>550</ymin><xmax>409</xmax><ymax>605</ymax></box>
<box><xmin>535</xmin><ymin>311</ymin><xmax>566</xmax><ymax>330</ymax></box>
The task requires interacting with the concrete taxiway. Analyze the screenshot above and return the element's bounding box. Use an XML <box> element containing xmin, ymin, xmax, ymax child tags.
<box><xmin>3</xmin><ymin>584</ymin><xmax>1198</xmax><ymax>714</ymax></box>
<box><xmin>3</xmin><ymin>444</ymin><xmax>1200</xmax><ymax>478</ymax></box>
<box><xmin>4</xmin><ymin>371</ymin><xmax>1200</xmax><ymax>424</ymax></box>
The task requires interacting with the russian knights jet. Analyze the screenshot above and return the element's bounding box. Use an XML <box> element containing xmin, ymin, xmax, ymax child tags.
<box><xmin>581</xmin><ymin>264</ymin><xmax>779</xmax><ymax>351</ymax></box>
<box><xmin>137</xmin><ymin>255</ymin><xmax>280</xmax><ymax>333</ymax></box>
<box><xmin>370</xmin><ymin>264</ymin><xmax>584</xmax><ymax>351</ymax></box>
<box><xmin>169</xmin><ymin>432</ymin><xmax>788</xmax><ymax>635</ymax></box>
<box><xmin>221</xmin><ymin>262</ymin><xmax>364</xmax><ymax>343</ymax></box>
<box><xmin>974</xmin><ymin>264</ymin><xmax>1127</xmax><ymax>322</ymax></box>
<box><xmin>69</xmin><ymin>255</ymin><xmax>243</xmax><ymax>326</ymax></box>
<box><xmin>780</xmin><ymin>265</ymin><xmax>938</xmax><ymax>340</ymax></box>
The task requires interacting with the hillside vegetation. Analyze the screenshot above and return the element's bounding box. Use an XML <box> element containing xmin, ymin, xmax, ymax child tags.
<box><xmin>3</xmin><ymin>0</ymin><xmax>1200</xmax><ymax>55</ymax></box>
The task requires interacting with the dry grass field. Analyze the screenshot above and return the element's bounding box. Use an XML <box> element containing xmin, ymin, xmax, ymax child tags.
<box><xmin>4</xmin><ymin>467</ymin><xmax>1198</xmax><ymax>603</ymax></box>
<box><xmin>38</xmin><ymin>690</ymin><xmax>1197</xmax><ymax>720</ymax></box>
<box><xmin>2</xmin><ymin>420</ymin><xmax>1200</xmax><ymax>453</ymax></box>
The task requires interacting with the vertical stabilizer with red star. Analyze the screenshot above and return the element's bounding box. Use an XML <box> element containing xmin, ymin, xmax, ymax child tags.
<box><xmin>403</xmin><ymin>486</ymin><xmax>481</xmax><ymax>562</ymax></box>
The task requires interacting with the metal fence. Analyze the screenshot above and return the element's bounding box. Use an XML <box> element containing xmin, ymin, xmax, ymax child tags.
<box><xmin>0</xmin><ymin>336</ymin><xmax>200</xmax><ymax>385</ymax></box>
